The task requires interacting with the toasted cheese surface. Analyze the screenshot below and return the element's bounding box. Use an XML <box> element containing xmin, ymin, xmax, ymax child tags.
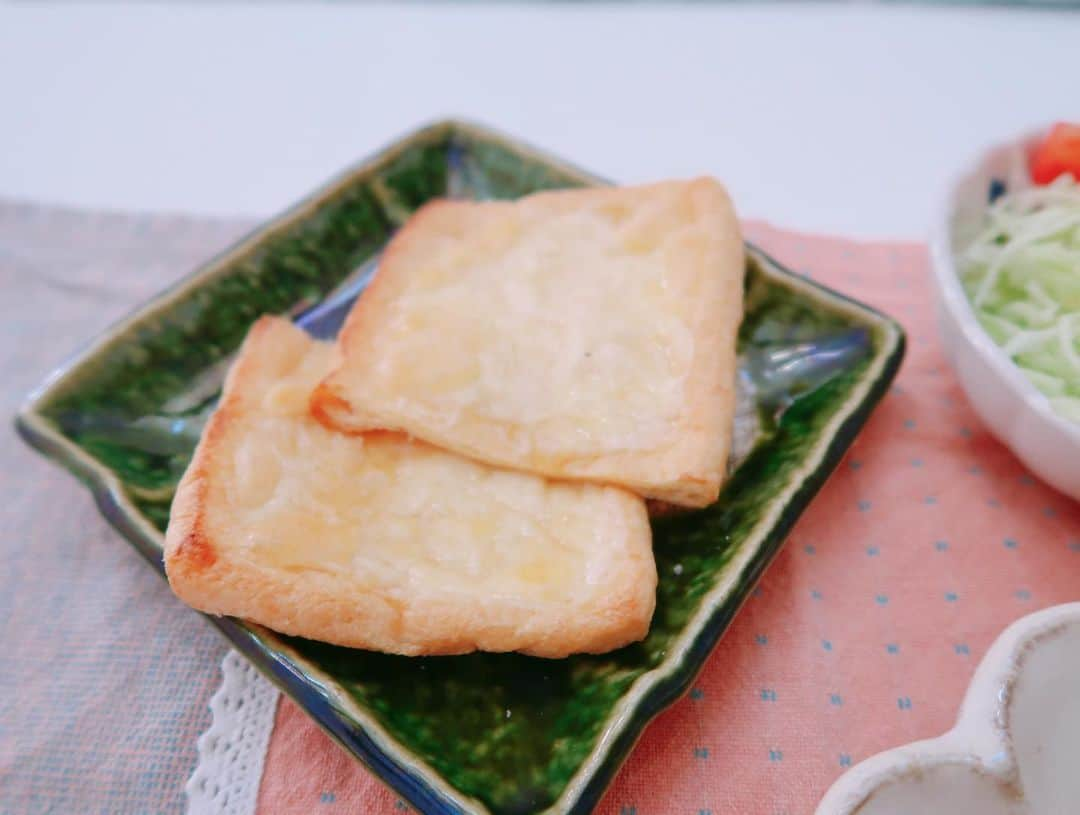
<box><xmin>165</xmin><ymin>317</ymin><xmax>655</xmax><ymax>657</ymax></box>
<box><xmin>313</xmin><ymin>179</ymin><xmax>744</xmax><ymax>507</ymax></box>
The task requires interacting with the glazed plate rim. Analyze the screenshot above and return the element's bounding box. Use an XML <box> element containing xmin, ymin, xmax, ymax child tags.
<box><xmin>15</xmin><ymin>118</ymin><xmax>905</xmax><ymax>815</ymax></box>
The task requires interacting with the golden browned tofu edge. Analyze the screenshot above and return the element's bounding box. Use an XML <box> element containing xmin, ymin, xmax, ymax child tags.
<box><xmin>164</xmin><ymin>317</ymin><xmax>656</xmax><ymax>658</ymax></box>
<box><xmin>310</xmin><ymin>179</ymin><xmax>745</xmax><ymax>508</ymax></box>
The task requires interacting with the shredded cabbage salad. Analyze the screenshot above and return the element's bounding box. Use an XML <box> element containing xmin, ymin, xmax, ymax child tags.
<box><xmin>958</xmin><ymin>173</ymin><xmax>1080</xmax><ymax>423</ymax></box>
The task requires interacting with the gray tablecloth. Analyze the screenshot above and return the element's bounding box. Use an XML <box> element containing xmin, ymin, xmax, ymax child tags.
<box><xmin>0</xmin><ymin>202</ymin><xmax>253</xmax><ymax>814</ymax></box>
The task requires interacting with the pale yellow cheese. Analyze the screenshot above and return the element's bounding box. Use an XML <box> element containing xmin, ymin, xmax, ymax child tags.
<box><xmin>313</xmin><ymin>178</ymin><xmax>745</xmax><ymax>507</ymax></box>
<box><xmin>165</xmin><ymin>317</ymin><xmax>655</xmax><ymax>657</ymax></box>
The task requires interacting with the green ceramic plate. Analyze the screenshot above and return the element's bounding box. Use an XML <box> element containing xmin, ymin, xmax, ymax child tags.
<box><xmin>15</xmin><ymin>121</ymin><xmax>904</xmax><ymax>815</ymax></box>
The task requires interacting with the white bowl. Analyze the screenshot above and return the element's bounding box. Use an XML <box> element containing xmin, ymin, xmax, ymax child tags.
<box><xmin>815</xmin><ymin>602</ymin><xmax>1080</xmax><ymax>815</ymax></box>
<box><xmin>929</xmin><ymin>126</ymin><xmax>1080</xmax><ymax>500</ymax></box>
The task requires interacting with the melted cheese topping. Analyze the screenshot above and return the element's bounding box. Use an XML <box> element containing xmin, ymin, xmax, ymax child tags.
<box><xmin>206</xmin><ymin>323</ymin><xmax>644</xmax><ymax>605</ymax></box>
<box><xmin>363</xmin><ymin>184</ymin><xmax>719</xmax><ymax>460</ymax></box>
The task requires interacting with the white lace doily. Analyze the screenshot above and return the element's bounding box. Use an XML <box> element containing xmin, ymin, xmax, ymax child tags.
<box><xmin>187</xmin><ymin>650</ymin><xmax>281</xmax><ymax>815</ymax></box>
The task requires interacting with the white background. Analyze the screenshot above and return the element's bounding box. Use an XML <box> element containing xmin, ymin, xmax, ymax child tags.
<box><xmin>1</xmin><ymin>2</ymin><xmax>1077</xmax><ymax>238</ymax></box>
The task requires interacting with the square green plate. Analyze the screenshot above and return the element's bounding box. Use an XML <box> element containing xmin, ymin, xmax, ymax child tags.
<box><xmin>15</xmin><ymin>121</ymin><xmax>904</xmax><ymax>815</ymax></box>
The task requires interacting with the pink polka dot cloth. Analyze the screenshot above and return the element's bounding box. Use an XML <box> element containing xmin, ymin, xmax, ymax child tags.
<box><xmin>255</xmin><ymin>223</ymin><xmax>1080</xmax><ymax>815</ymax></box>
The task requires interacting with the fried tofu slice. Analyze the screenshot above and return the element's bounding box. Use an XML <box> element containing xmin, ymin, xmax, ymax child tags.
<box><xmin>311</xmin><ymin>179</ymin><xmax>744</xmax><ymax>507</ymax></box>
<box><xmin>165</xmin><ymin>317</ymin><xmax>655</xmax><ymax>657</ymax></box>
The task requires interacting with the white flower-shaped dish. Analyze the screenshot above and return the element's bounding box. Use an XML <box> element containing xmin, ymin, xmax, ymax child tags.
<box><xmin>815</xmin><ymin>602</ymin><xmax>1080</xmax><ymax>815</ymax></box>
<box><xmin>929</xmin><ymin>126</ymin><xmax>1080</xmax><ymax>500</ymax></box>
